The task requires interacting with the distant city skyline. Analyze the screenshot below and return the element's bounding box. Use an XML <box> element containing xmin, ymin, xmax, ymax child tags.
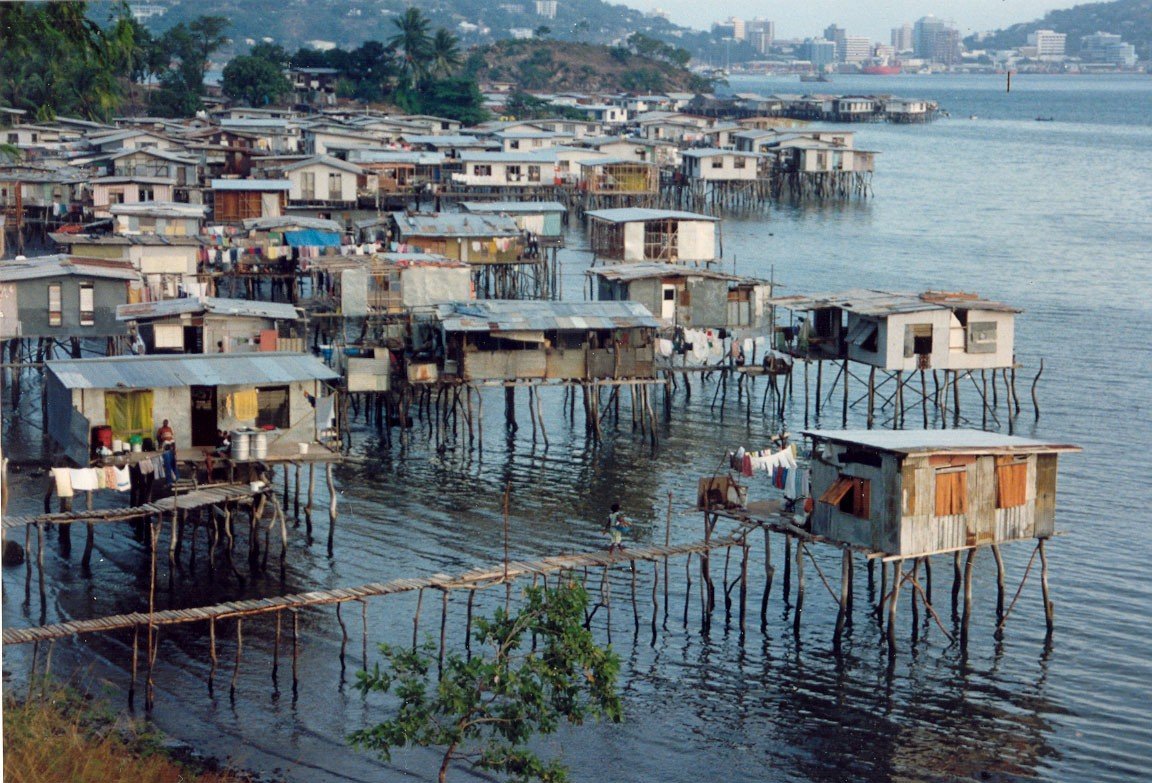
<box><xmin>632</xmin><ymin>0</ymin><xmax>1077</xmax><ymax>42</ymax></box>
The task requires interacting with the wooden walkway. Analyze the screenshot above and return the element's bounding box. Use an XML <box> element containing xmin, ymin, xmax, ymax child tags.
<box><xmin>1</xmin><ymin>484</ymin><xmax>265</xmax><ymax>533</ymax></box>
<box><xmin>2</xmin><ymin>534</ymin><xmax>748</xmax><ymax>646</ymax></box>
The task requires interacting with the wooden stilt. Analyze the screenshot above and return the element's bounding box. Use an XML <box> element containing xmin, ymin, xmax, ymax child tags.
<box><xmin>841</xmin><ymin>359</ymin><xmax>849</xmax><ymax>427</ymax></box>
<box><xmin>866</xmin><ymin>367</ymin><xmax>875</xmax><ymax>429</ymax></box>
<box><xmin>991</xmin><ymin>544</ymin><xmax>1006</xmax><ymax>623</ymax></box>
<box><xmin>834</xmin><ymin>548</ymin><xmax>850</xmax><ymax>647</ymax></box>
<box><xmin>960</xmin><ymin>548</ymin><xmax>976</xmax><ymax>651</ymax></box>
<box><xmin>326</xmin><ymin>463</ymin><xmax>337</xmax><ymax>556</ymax></box>
<box><xmin>886</xmin><ymin>560</ymin><xmax>902</xmax><ymax>656</ymax></box>
<box><xmin>793</xmin><ymin>539</ymin><xmax>805</xmax><ymax>638</ymax></box>
<box><xmin>230</xmin><ymin>618</ymin><xmax>242</xmax><ymax>700</ymax></box>
<box><xmin>1039</xmin><ymin>538</ymin><xmax>1054</xmax><ymax>634</ymax></box>
<box><xmin>760</xmin><ymin>527</ymin><xmax>773</xmax><ymax>630</ymax></box>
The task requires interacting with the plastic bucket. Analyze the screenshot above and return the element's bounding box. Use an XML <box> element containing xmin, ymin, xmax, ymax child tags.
<box><xmin>93</xmin><ymin>425</ymin><xmax>113</xmax><ymax>449</ymax></box>
<box><xmin>112</xmin><ymin>438</ymin><xmax>124</xmax><ymax>453</ymax></box>
<box><xmin>252</xmin><ymin>430</ymin><xmax>268</xmax><ymax>460</ymax></box>
<box><xmin>232</xmin><ymin>430</ymin><xmax>250</xmax><ymax>460</ymax></box>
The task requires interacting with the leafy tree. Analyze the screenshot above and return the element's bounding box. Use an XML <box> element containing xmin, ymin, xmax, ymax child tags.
<box><xmin>389</xmin><ymin>7</ymin><xmax>433</xmax><ymax>87</ymax></box>
<box><xmin>430</xmin><ymin>29</ymin><xmax>463</xmax><ymax>78</ymax></box>
<box><xmin>249</xmin><ymin>41</ymin><xmax>290</xmax><ymax>66</ymax></box>
<box><xmin>221</xmin><ymin>55</ymin><xmax>291</xmax><ymax>106</ymax></box>
<box><xmin>535</xmin><ymin>26</ymin><xmax>552</xmax><ymax>39</ymax></box>
<box><xmin>414</xmin><ymin>77</ymin><xmax>489</xmax><ymax>124</ymax></box>
<box><xmin>148</xmin><ymin>15</ymin><xmax>231</xmax><ymax>117</ymax></box>
<box><xmin>350</xmin><ymin>581</ymin><xmax>621</xmax><ymax>783</ymax></box>
<box><xmin>0</xmin><ymin>1</ymin><xmax>134</xmax><ymax>121</ymax></box>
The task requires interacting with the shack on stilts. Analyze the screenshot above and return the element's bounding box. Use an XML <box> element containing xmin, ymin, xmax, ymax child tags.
<box><xmin>768</xmin><ymin>289</ymin><xmax>1032</xmax><ymax>428</ymax></box>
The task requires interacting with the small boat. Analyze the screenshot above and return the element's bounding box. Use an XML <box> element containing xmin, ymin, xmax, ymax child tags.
<box><xmin>800</xmin><ymin>73</ymin><xmax>829</xmax><ymax>83</ymax></box>
<box><xmin>1035</xmin><ymin>116</ymin><xmax>1054</xmax><ymax>122</ymax></box>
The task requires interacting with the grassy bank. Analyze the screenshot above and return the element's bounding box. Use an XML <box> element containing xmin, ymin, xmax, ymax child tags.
<box><xmin>4</xmin><ymin>683</ymin><xmax>262</xmax><ymax>783</ymax></box>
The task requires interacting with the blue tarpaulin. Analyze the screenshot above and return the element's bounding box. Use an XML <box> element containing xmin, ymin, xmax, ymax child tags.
<box><xmin>284</xmin><ymin>230</ymin><xmax>342</xmax><ymax>247</ymax></box>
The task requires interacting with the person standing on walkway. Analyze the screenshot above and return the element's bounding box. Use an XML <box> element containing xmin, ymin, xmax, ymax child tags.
<box><xmin>606</xmin><ymin>502</ymin><xmax>631</xmax><ymax>554</ymax></box>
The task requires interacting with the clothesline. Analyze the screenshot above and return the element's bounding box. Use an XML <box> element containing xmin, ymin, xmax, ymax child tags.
<box><xmin>728</xmin><ymin>443</ymin><xmax>808</xmax><ymax>499</ymax></box>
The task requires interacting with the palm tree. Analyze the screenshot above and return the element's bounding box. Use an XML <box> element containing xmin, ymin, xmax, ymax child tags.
<box><xmin>429</xmin><ymin>29</ymin><xmax>462</xmax><ymax>78</ymax></box>
<box><xmin>388</xmin><ymin>7</ymin><xmax>433</xmax><ymax>86</ymax></box>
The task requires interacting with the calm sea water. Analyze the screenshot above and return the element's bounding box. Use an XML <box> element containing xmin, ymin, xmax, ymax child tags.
<box><xmin>4</xmin><ymin>73</ymin><xmax>1152</xmax><ymax>782</ymax></box>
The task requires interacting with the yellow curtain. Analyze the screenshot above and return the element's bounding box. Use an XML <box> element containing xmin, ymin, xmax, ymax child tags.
<box><xmin>105</xmin><ymin>390</ymin><xmax>154</xmax><ymax>439</ymax></box>
<box><xmin>232</xmin><ymin>389</ymin><xmax>258</xmax><ymax>420</ymax></box>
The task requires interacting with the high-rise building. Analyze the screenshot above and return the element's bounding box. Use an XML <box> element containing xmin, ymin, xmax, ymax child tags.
<box><xmin>913</xmin><ymin>16</ymin><xmax>960</xmax><ymax>64</ymax></box>
<box><xmin>800</xmin><ymin>38</ymin><xmax>837</xmax><ymax>69</ymax></box>
<box><xmin>842</xmin><ymin>36</ymin><xmax>871</xmax><ymax>63</ymax></box>
<box><xmin>1080</xmin><ymin>32</ymin><xmax>1138</xmax><ymax>66</ymax></box>
<box><xmin>712</xmin><ymin>16</ymin><xmax>746</xmax><ymax>41</ymax></box>
<box><xmin>535</xmin><ymin>0</ymin><xmax>557</xmax><ymax>19</ymax></box>
<box><xmin>747</xmin><ymin>18</ymin><xmax>775</xmax><ymax>54</ymax></box>
<box><xmin>1027</xmin><ymin>29</ymin><xmax>1066</xmax><ymax>57</ymax></box>
<box><xmin>891</xmin><ymin>23</ymin><xmax>913</xmax><ymax>52</ymax></box>
<box><xmin>824</xmin><ymin>24</ymin><xmax>846</xmax><ymax>60</ymax></box>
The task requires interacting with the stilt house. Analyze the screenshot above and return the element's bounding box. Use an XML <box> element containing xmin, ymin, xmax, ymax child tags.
<box><xmin>587</xmin><ymin>262</ymin><xmax>773</xmax><ymax>333</ymax></box>
<box><xmin>414</xmin><ymin>300</ymin><xmax>659</xmax><ymax>384</ymax></box>
<box><xmin>770</xmin><ymin>289</ymin><xmax>1020</xmax><ymax>371</ymax></box>
<box><xmin>805</xmin><ymin>429</ymin><xmax>1080</xmax><ymax>556</ymax></box>
<box><xmin>115</xmin><ymin>297</ymin><xmax>305</xmax><ymax>354</ymax></box>
<box><xmin>0</xmin><ymin>255</ymin><xmax>138</xmax><ymax>340</ymax></box>
<box><xmin>585</xmin><ymin>208</ymin><xmax>720</xmax><ymax>266</ymax></box>
<box><xmin>45</xmin><ymin>353</ymin><xmax>339</xmax><ymax>463</ymax></box>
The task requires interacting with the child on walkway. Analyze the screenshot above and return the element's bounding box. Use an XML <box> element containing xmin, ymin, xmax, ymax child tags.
<box><xmin>606</xmin><ymin>502</ymin><xmax>631</xmax><ymax>554</ymax></box>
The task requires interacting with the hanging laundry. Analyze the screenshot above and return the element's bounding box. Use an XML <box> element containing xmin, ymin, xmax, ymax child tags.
<box><xmin>232</xmin><ymin>389</ymin><xmax>259</xmax><ymax>420</ymax></box>
<box><xmin>70</xmin><ymin>468</ymin><xmax>98</xmax><ymax>492</ymax></box>
<box><xmin>138</xmin><ymin>457</ymin><xmax>155</xmax><ymax>476</ymax></box>
<box><xmin>52</xmin><ymin>467</ymin><xmax>74</xmax><ymax>498</ymax></box>
<box><xmin>114</xmin><ymin>465</ymin><xmax>131</xmax><ymax>492</ymax></box>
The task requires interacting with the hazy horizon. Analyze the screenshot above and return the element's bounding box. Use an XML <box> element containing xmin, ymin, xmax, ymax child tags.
<box><xmin>630</xmin><ymin>0</ymin><xmax>1078</xmax><ymax>42</ymax></box>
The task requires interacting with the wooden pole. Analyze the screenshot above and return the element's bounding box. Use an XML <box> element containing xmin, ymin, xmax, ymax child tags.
<box><xmin>841</xmin><ymin>359</ymin><xmax>849</xmax><ymax>427</ymax></box>
<box><xmin>792</xmin><ymin>539</ymin><xmax>805</xmax><ymax>638</ymax></box>
<box><xmin>81</xmin><ymin>491</ymin><xmax>95</xmax><ymax>567</ymax></box>
<box><xmin>866</xmin><ymin>367</ymin><xmax>875</xmax><ymax>429</ymax></box>
<box><xmin>326</xmin><ymin>462</ymin><xmax>337</xmax><ymax>556</ymax></box>
<box><xmin>886</xmin><ymin>560</ymin><xmax>902</xmax><ymax>657</ymax></box>
<box><xmin>1039</xmin><ymin>538</ymin><xmax>1054</xmax><ymax>634</ymax></box>
<box><xmin>663</xmin><ymin>491</ymin><xmax>671</xmax><ymax>627</ymax></box>
<box><xmin>960</xmin><ymin>548</ymin><xmax>976</xmax><ymax>651</ymax></box>
<box><xmin>991</xmin><ymin>544</ymin><xmax>1006</xmax><ymax>623</ymax></box>
<box><xmin>834</xmin><ymin>548</ymin><xmax>850</xmax><ymax>648</ymax></box>
<box><xmin>760</xmin><ymin>527</ymin><xmax>773</xmax><ymax>631</ymax></box>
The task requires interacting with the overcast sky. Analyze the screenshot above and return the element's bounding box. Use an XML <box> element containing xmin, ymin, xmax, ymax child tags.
<box><xmin>631</xmin><ymin>0</ymin><xmax>1072</xmax><ymax>41</ymax></box>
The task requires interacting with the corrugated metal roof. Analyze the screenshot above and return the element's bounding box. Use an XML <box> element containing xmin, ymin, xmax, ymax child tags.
<box><xmin>281</xmin><ymin>155</ymin><xmax>364</xmax><ymax>175</ymax></box>
<box><xmin>47</xmin><ymin>352</ymin><xmax>337</xmax><ymax>390</ymax></box>
<box><xmin>0</xmin><ymin>255</ymin><xmax>139</xmax><ymax>282</ymax></box>
<box><xmin>459</xmin><ymin>151</ymin><xmax>558</xmax><ymax>163</ymax></box>
<box><xmin>803</xmin><ymin>429</ymin><xmax>1080</xmax><ymax>455</ymax></box>
<box><xmin>681</xmin><ymin>148</ymin><xmax>763</xmax><ymax>158</ymax></box>
<box><xmin>92</xmin><ymin>175</ymin><xmax>177</xmax><ymax>185</ymax></box>
<box><xmin>585</xmin><ymin>208</ymin><xmax>719</xmax><ymax>223</ymax></box>
<box><xmin>51</xmin><ymin>233</ymin><xmax>209</xmax><ymax>247</ymax></box>
<box><xmin>768</xmin><ymin>289</ymin><xmax>1021</xmax><ymax>315</ymax></box>
<box><xmin>347</xmin><ymin>150</ymin><xmax>445</xmax><ymax>165</ymax></box>
<box><xmin>460</xmin><ymin>201</ymin><xmax>566</xmax><ymax>214</ymax></box>
<box><xmin>392</xmin><ymin>211</ymin><xmax>521</xmax><ymax>238</ymax></box>
<box><xmin>586</xmin><ymin>262</ymin><xmax>741</xmax><ymax>283</ymax></box>
<box><xmin>399</xmin><ymin>134</ymin><xmax>483</xmax><ymax>146</ymax></box>
<box><xmin>437</xmin><ymin>300</ymin><xmax>658</xmax><ymax>332</ymax></box>
<box><xmin>116</xmin><ymin>296</ymin><xmax>301</xmax><ymax>322</ymax></box>
<box><xmin>110</xmin><ymin>202</ymin><xmax>208</xmax><ymax>218</ymax></box>
<box><xmin>211</xmin><ymin>178</ymin><xmax>291</xmax><ymax>191</ymax></box>
<box><xmin>242</xmin><ymin>216</ymin><xmax>343</xmax><ymax>233</ymax></box>
<box><xmin>578</xmin><ymin>157</ymin><xmax>658</xmax><ymax>168</ymax></box>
